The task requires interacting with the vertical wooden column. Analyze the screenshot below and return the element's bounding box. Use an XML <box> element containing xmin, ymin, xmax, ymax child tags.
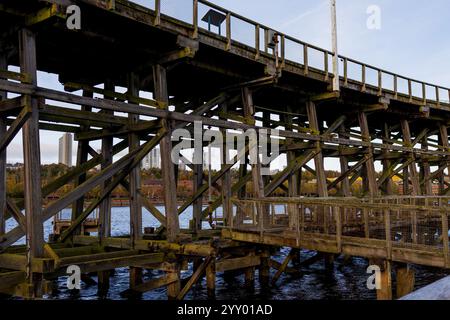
<box><xmin>128</xmin><ymin>73</ymin><xmax>143</xmax><ymax>288</ymax></box>
<box><xmin>0</xmin><ymin>51</ymin><xmax>6</xmax><ymax>237</ymax></box>
<box><xmin>192</xmin><ymin>161</ymin><xmax>203</xmax><ymax>233</ymax></box>
<box><xmin>306</xmin><ymin>101</ymin><xmax>328</xmax><ymax>197</ymax></box>
<box><xmin>401</xmin><ymin>120</ymin><xmax>419</xmax><ymax>244</ymax></box>
<box><xmin>338</xmin><ymin>124</ymin><xmax>351</xmax><ymax>196</ymax></box>
<box><xmin>401</xmin><ymin>119</ymin><xmax>420</xmax><ymax>196</ymax></box>
<box><xmin>376</xmin><ymin>260</ymin><xmax>392</xmax><ymax>300</ymax></box>
<box><xmin>420</xmin><ymin>134</ymin><xmax>432</xmax><ymax>195</ymax></box>
<box><xmin>306</xmin><ymin>101</ymin><xmax>328</xmax><ymax>241</ymax></box>
<box><xmin>206</xmin><ymin>259</ymin><xmax>216</xmax><ymax>299</ymax></box>
<box><xmin>166</xmin><ymin>262</ymin><xmax>181</xmax><ymax>300</ymax></box>
<box><xmin>71</xmin><ymin>90</ymin><xmax>93</xmax><ymax>237</ymax></box>
<box><xmin>259</xmin><ymin>249</ymin><xmax>270</xmax><ymax>287</ymax></box>
<box><xmin>236</xmin><ymin>152</ymin><xmax>248</xmax><ymax>226</ymax></box>
<box><xmin>396</xmin><ymin>265</ymin><xmax>415</xmax><ymax>298</ymax></box>
<box><xmin>244</xmin><ymin>266</ymin><xmax>255</xmax><ymax>289</ymax></box>
<box><xmin>220</xmin><ymin>102</ymin><xmax>232</xmax><ymax>226</ymax></box>
<box><xmin>19</xmin><ymin>28</ymin><xmax>44</xmax><ymax>297</ymax></box>
<box><xmin>242</xmin><ymin>88</ymin><xmax>267</xmax><ymax>227</ymax></box>
<box><xmin>403</xmin><ymin>167</ymin><xmax>410</xmax><ymax>195</ymax></box>
<box><xmin>439</xmin><ymin>124</ymin><xmax>450</xmax><ymax>195</ymax></box>
<box><xmin>98</xmin><ymin>80</ymin><xmax>114</xmax><ymax>240</ymax></box>
<box><xmin>358</xmin><ymin>111</ymin><xmax>378</xmax><ymax>196</ymax></box>
<box><xmin>153</xmin><ymin>64</ymin><xmax>180</xmax><ymax>242</ymax></box>
<box><xmin>285</xmin><ymin>107</ymin><xmax>300</xmax><ymax>230</ymax></box>
<box><xmin>97</xmin><ymin>80</ymin><xmax>115</xmax><ymax>296</ymax></box>
<box><xmin>382</xmin><ymin>123</ymin><xmax>394</xmax><ymax>195</ymax></box>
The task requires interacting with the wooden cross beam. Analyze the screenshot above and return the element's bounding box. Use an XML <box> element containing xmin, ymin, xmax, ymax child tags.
<box><xmin>0</xmin><ymin>106</ymin><xmax>31</xmax><ymax>154</ymax></box>
<box><xmin>328</xmin><ymin>155</ymin><xmax>370</xmax><ymax>191</ymax></box>
<box><xmin>59</xmin><ymin>129</ymin><xmax>166</xmax><ymax>242</ymax></box>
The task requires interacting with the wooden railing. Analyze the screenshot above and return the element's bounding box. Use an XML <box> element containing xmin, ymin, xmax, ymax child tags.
<box><xmin>231</xmin><ymin>197</ymin><xmax>450</xmax><ymax>267</ymax></box>
<box><xmin>148</xmin><ymin>0</ymin><xmax>450</xmax><ymax>105</ymax></box>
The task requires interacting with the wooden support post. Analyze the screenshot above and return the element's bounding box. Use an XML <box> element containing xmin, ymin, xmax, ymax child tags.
<box><xmin>396</xmin><ymin>265</ymin><xmax>415</xmax><ymax>299</ymax></box>
<box><xmin>97</xmin><ymin>80</ymin><xmax>115</xmax><ymax>295</ymax></box>
<box><xmin>98</xmin><ymin>80</ymin><xmax>114</xmax><ymax>241</ymax></box>
<box><xmin>220</xmin><ymin>102</ymin><xmax>232</xmax><ymax>227</ymax></box>
<box><xmin>71</xmin><ymin>90</ymin><xmax>93</xmax><ymax>237</ymax></box>
<box><xmin>401</xmin><ymin>119</ymin><xmax>421</xmax><ymax>196</ymax></box>
<box><xmin>206</xmin><ymin>259</ymin><xmax>216</xmax><ymax>299</ymax></box>
<box><xmin>286</xmin><ymin>107</ymin><xmax>300</xmax><ymax>229</ymax></box>
<box><xmin>97</xmin><ymin>269</ymin><xmax>110</xmax><ymax>297</ymax></box>
<box><xmin>259</xmin><ymin>249</ymin><xmax>270</xmax><ymax>287</ymax></box>
<box><xmin>338</xmin><ymin>124</ymin><xmax>351</xmax><ymax>196</ymax></box>
<box><xmin>166</xmin><ymin>262</ymin><xmax>181</xmax><ymax>300</ymax></box>
<box><xmin>193</xmin><ymin>161</ymin><xmax>203</xmax><ymax>233</ymax></box>
<box><xmin>439</xmin><ymin>124</ymin><xmax>450</xmax><ymax>195</ymax></box>
<box><xmin>153</xmin><ymin>64</ymin><xmax>180</xmax><ymax>242</ymax></box>
<box><xmin>376</xmin><ymin>260</ymin><xmax>392</xmax><ymax>300</ymax></box>
<box><xmin>128</xmin><ymin>73</ymin><xmax>143</xmax><ymax>288</ymax></box>
<box><xmin>306</xmin><ymin>101</ymin><xmax>328</xmax><ymax>197</ymax></box>
<box><xmin>382</xmin><ymin>123</ymin><xmax>394</xmax><ymax>195</ymax></box>
<box><xmin>420</xmin><ymin>134</ymin><xmax>432</xmax><ymax>195</ymax></box>
<box><xmin>358</xmin><ymin>112</ymin><xmax>378</xmax><ymax>196</ymax></box>
<box><xmin>20</xmin><ymin>28</ymin><xmax>44</xmax><ymax>298</ymax></box>
<box><xmin>0</xmin><ymin>51</ymin><xmax>6</xmax><ymax>237</ymax></box>
<box><xmin>401</xmin><ymin>120</ymin><xmax>419</xmax><ymax>243</ymax></box>
<box><xmin>242</xmin><ymin>88</ymin><xmax>266</xmax><ymax>225</ymax></box>
<box><xmin>244</xmin><ymin>266</ymin><xmax>255</xmax><ymax>289</ymax></box>
<box><xmin>128</xmin><ymin>73</ymin><xmax>142</xmax><ymax>243</ymax></box>
<box><xmin>323</xmin><ymin>253</ymin><xmax>335</xmax><ymax>270</ymax></box>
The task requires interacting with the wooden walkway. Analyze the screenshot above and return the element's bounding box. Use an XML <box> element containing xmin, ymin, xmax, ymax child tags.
<box><xmin>1</xmin><ymin>0</ymin><xmax>450</xmax><ymax>300</ymax></box>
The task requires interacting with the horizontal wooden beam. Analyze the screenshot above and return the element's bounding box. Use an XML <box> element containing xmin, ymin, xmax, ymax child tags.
<box><xmin>215</xmin><ymin>255</ymin><xmax>260</xmax><ymax>273</ymax></box>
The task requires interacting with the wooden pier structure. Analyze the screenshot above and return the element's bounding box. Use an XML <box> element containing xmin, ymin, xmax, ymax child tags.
<box><xmin>1</xmin><ymin>0</ymin><xmax>450</xmax><ymax>300</ymax></box>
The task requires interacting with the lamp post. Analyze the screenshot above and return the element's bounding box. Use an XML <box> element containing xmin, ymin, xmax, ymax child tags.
<box><xmin>330</xmin><ymin>0</ymin><xmax>340</xmax><ymax>92</ymax></box>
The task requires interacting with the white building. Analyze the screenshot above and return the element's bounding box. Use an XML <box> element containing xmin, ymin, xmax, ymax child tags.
<box><xmin>58</xmin><ymin>133</ymin><xmax>73</xmax><ymax>167</ymax></box>
<box><xmin>142</xmin><ymin>147</ymin><xmax>161</xmax><ymax>170</ymax></box>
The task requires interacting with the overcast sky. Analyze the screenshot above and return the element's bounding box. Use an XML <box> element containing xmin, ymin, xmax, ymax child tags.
<box><xmin>6</xmin><ymin>0</ymin><xmax>450</xmax><ymax>171</ymax></box>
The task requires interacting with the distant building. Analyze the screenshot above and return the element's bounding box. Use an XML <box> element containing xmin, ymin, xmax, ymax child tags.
<box><xmin>58</xmin><ymin>133</ymin><xmax>72</xmax><ymax>167</ymax></box>
<box><xmin>143</xmin><ymin>147</ymin><xmax>161</xmax><ymax>170</ymax></box>
<box><xmin>179</xmin><ymin>160</ymin><xmax>186</xmax><ymax>171</ymax></box>
<box><xmin>6</xmin><ymin>163</ymin><xmax>23</xmax><ymax>171</ymax></box>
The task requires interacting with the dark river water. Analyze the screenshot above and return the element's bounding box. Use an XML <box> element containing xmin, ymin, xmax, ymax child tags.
<box><xmin>4</xmin><ymin>207</ymin><xmax>450</xmax><ymax>300</ymax></box>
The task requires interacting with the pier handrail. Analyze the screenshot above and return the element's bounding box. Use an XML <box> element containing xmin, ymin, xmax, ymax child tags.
<box><xmin>150</xmin><ymin>0</ymin><xmax>450</xmax><ymax>105</ymax></box>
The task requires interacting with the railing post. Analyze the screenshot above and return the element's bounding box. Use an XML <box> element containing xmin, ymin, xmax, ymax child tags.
<box><xmin>324</xmin><ymin>52</ymin><xmax>329</xmax><ymax>81</ymax></box>
<box><xmin>363</xmin><ymin>208</ymin><xmax>369</xmax><ymax>238</ymax></box>
<box><xmin>384</xmin><ymin>209</ymin><xmax>392</xmax><ymax>260</ymax></box>
<box><xmin>408</xmin><ymin>79</ymin><xmax>412</xmax><ymax>102</ymax></box>
<box><xmin>280</xmin><ymin>34</ymin><xmax>285</xmax><ymax>68</ymax></box>
<box><xmin>264</xmin><ymin>28</ymin><xmax>269</xmax><ymax>53</ymax></box>
<box><xmin>436</xmin><ymin>86</ymin><xmax>440</xmax><ymax>106</ymax></box>
<box><xmin>394</xmin><ymin>75</ymin><xmax>398</xmax><ymax>99</ymax></box>
<box><xmin>441</xmin><ymin>200</ymin><xmax>449</xmax><ymax>267</ymax></box>
<box><xmin>378</xmin><ymin>70</ymin><xmax>382</xmax><ymax>96</ymax></box>
<box><xmin>335</xmin><ymin>206</ymin><xmax>342</xmax><ymax>252</ymax></box>
<box><xmin>303</xmin><ymin>44</ymin><xmax>308</xmax><ymax>76</ymax></box>
<box><xmin>361</xmin><ymin>64</ymin><xmax>366</xmax><ymax>92</ymax></box>
<box><xmin>422</xmin><ymin>83</ymin><xmax>427</xmax><ymax>104</ymax></box>
<box><xmin>192</xmin><ymin>0</ymin><xmax>198</xmax><ymax>39</ymax></box>
<box><xmin>226</xmin><ymin>12</ymin><xmax>231</xmax><ymax>51</ymax></box>
<box><xmin>343</xmin><ymin>57</ymin><xmax>348</xmax><ymax>86</ymax></box>
<box><xmin>154</xmin><ymin>0</ymin><xmax>161</xmax><ymax>26</ymax></box>
<box><xmin>255</xmin><ymin>24</ymin><xmax>260</xmax><ymax>59</ymax></box>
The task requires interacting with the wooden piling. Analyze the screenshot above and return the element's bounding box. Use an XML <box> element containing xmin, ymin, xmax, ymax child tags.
<box><xmin>19</xmin><ymin>28</ymin><xmax>44</xmax><ymax>298</ymax></box>
<box><xmin>153</xmin><ymin>64</ymin><xmax>180</xmax><ymax>242</ymax></box>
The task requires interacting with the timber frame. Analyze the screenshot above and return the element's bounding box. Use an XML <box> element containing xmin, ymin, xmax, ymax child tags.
<box><xmin>0</xmin><ymin>0</ymin><xmax>450</xmax><ymax>300</ymax></box>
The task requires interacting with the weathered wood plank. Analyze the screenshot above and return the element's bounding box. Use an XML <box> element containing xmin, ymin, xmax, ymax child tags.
<box><xmin>215</xmin><ymin>255</ymin><xmax>261</xmax><ymax>273</ymax></box>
